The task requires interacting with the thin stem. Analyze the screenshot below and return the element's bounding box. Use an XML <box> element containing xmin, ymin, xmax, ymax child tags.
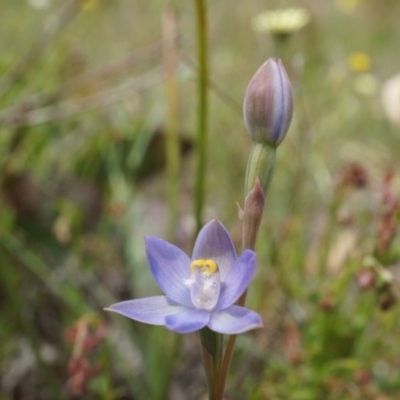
<box><xmin>200</xmin><ymin>327</ymin><xmax>223</xmax><ymax>400</ymax></box>
<box><xmin>217</xmin><ymin>176</ymin><xmax>266</xmax><ymax>397</ymax></box>
<box><xmin>163</xmin><ymin>8</ymin><xmax>180</xmax><ymax>242</ymax></box>
<box><xmin>216</xmin><ymin>230</ymin><xmax>256</xmax><ymax>398</ymax></box>
<box><xmin>194</xmin><ymin>0</ymin><xmax>208</xmax><ymax>236</ymax></box>
<box><xmin>216</xmin><ymin>281</ymin><xmax>248</xmax><ymax>399</ymax></box>
<box><xmin>245</xmin><ymin>144</ymin><xmax>276</xmax><ymax>196</ymax></box>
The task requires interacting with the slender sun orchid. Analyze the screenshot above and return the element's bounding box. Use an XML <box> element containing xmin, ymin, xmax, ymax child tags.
<box><xmin>105</xmin><ymin>219</ymin><xmax>263</xmax><ymax>334</ymax></box>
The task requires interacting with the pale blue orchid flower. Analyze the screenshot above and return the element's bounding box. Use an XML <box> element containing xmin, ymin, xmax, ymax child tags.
<box><xmin>105</xmin><ymin>220</ymin><xmax>262</xmax><ymax>334</ymax></box>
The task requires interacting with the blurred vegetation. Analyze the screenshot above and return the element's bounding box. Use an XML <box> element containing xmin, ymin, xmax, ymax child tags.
<box><xmin>1</xmin><ymin>0</ymin><xmax>400</xmax><ymax>399</ymax></box>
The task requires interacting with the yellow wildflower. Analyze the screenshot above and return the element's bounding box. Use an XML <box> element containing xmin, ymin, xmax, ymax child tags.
<box><xmin>81</xmin><ymin>0</ymin><xmax>99</xmax><ymax>11</ymax></box>
<box><xmin>252</xmin><ymin>8</ymin><xmax>310</xmax><ymax>37</ymax></box>
<box><xmin>348</xmin><ymin>52</ymin><xmax>371</xmax><ymax>73</ymax></box>
<box><xmin>335</xmin><ymin>0</ymin><xmax>362</xmax><ymax>13</ymax></box>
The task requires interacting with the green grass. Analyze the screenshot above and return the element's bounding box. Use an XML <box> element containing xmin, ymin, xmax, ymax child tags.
<box><xmin>1</xmin><ymin>0</ymin><xmax>400</xmax><ymax>399</ymax></box>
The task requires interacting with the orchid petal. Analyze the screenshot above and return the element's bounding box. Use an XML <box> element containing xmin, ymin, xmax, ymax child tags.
<box><xmin>217</xmin><ymin>250</ymin><xmax>257</xmax><ymax>310</ymax></box>
<box><xmin>208</xmin><ymin>305</ymin><xmax>263</xmax><ymax>334</ymax></box>
<box><xmin>145</xmin><ymin>236</ymin><xmax>192</xmax><ymax>307</ymax></box>
<box><xmin>105</xmin><ymin>296</ymin><xmax>186</xmax><ymax>325</ymax></box>
<box><xmin>165</xmin><ymin>309</ymin><xmax>210</xmax><ymax>334</ymax></box>
<box><xmin>192</xmin><ymin>219</ymin><xmax>237</xmax><ymax>281</ymax></box>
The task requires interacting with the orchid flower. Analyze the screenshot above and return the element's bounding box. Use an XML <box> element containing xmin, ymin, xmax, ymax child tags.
<box><xmin>105</xmin><ymin>219</ymin><xmax>262</xmax><ymax>335</ymax></box>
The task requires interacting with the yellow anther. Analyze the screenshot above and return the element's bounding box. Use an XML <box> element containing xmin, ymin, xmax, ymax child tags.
<box><xmin>190</xmin><ymin>259</ymin><xmax>218</xmax><ymax>275</ymax></box>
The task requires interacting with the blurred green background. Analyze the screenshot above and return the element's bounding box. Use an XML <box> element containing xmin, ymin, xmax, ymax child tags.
<box><xmin>1</xmin><ymin>0</ymin><xmax>400</xmax><ymax>399</ymax></box>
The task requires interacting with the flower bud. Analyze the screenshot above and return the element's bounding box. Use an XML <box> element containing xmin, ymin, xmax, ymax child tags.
<box><xmin>243</xmin><ymin>58</ymin><xmax>293</xmax><ymax>147</ymax></box>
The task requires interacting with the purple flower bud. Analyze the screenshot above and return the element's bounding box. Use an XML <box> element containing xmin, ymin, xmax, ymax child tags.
<box><xmin>243</xmin><ymin>58</ymin><xmax>293</xmax><ymax>147</ymax></box>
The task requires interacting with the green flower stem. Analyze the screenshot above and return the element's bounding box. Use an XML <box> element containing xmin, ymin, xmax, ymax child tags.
<box><xmin>193</xmin><ymin>1</ymin><xmax>217</xmax><ymax>394</ymax></box>
<box><xmin>194</xmin><ymin>0</ymin><xmax>209</xmax><ymax>236</ymax></box>
<box><xmin>163</xmin><ymin>9</ymin><xmax>180</xmax><ymax>242</ymax></box>
<box><xmin>215</xmin><ymin>328</ymin><xmax>239</xmax><ymax>399</ymax></box>
<box><xmin>215</xmin><ymin>268</ymin><xmax>250</xmax><ymax>400</ymax></box>
<box><xmin>200</xmin><ymin>327</ymin><xmax>223</xmax><ymax>400</ymax></box>
<box><xmin>217</xmin><ymin>148</ymin><xmax>274</xmax><ymax>398</ymax></box>
<box><xmin>245</xmin><ymin>143</ymin><xmax>276</xmax><ymax>196</ymax></box>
